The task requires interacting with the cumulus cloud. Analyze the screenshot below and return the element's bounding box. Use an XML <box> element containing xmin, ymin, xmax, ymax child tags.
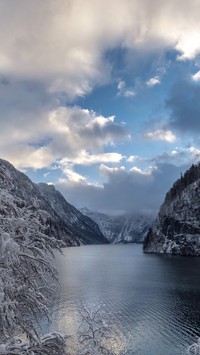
<box><xmin>144</xmin><ymin>129</ymin><xmax>176</xmax><ymax>142</ymax></box>
<box><xmin>59</xmin><ymin>168</ymin><xmax>87</xmax><ymax>184</ymax></box>
<box><xmin>0</xmin><ymin>4</ymin><xmax>198</xmax><ymax>116</ymax></box>
<box><xmin>57</xmin><ymin>162</ymin><xmax>187</xmax><ymax>214</ymax></box>
<box><xmin>123</xmin><ymin>90</ymin><xmax>136</xmax><ymax>97</ymax></box>
<box><xmin>117</xmin><ymin>80</ymin><xmax>136</xmax><ymax>97</ymax></box>
<box><xmin>192</xmin><ymin>71</ymin><xmax>200</xmax><ymax>81</ymax></box>
<box><xmin>150</xmin><ymin>146</ymin><xmax>200</xmax><ymax>166</ymax></box>
<box><xmin>64</xmin><ymin>151</ymin><xmax>124</xmax><ymax>165</ymax></box>
<box><xmin>0</xmin><ymin>0</ymin><xmax>200</xmax><ymax>100</ymax></box>
<box><xmin>0</xmin><ymin>106</ymin><xmax>129</xmax><ymax>169</ymax></box>
<box><xmin>99</xmin><ymin>164</ymin><xmax>126</xmax><ymax>175</ymax></box>
<box><xmin>187</xmin><ymin>146</ymin><xmax>200</xmax><ymax>157</ymax></box>
<box><xmin>117</xmin><ymin>81</ymin><xmax>125</xmax><ymax>91</ymax></box>
<box><xmin>146</xmin><ymin>76</ymin><xmax>160</xmax><ymax>87</ymax></box>
<box><xmin>1</xmin><ymin>0</ymin><xmax>200</xmax><ymax>196</ymax></box>
<box><xmin>129</xmin><ymin>166</ymin><xmax>156</xmax><ymax>175</ymax></box>
<box><xmin>126</xmin><ymin>155</ymin><xmax>140</xmax><ymax>163</ymax></box>
<box><xmin>0</xmin><ymin>1</ymin><xmax>112</xmax><ymax>99</ymax></box>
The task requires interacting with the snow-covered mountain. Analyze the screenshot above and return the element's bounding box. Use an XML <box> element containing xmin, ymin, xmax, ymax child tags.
<box><xmin>80</xmin><ymin>208</ymin><xmax>155</xmax><ymax>243</ymax></box>
<box><xmin>144</xmin><ymin>163</ymin><xmax>200</xmax><ymax>255</ymax></box>
<box><xmin>0</xmin><ymin>159</ymin><xmax>109</xmax><ymax>246</ymax></box>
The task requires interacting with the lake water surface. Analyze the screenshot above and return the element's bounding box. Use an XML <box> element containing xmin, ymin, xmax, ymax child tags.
<box><xmin>51</xmin><ymin>244</ymin><xmax>200</xmax><ymax>354</ymax></box>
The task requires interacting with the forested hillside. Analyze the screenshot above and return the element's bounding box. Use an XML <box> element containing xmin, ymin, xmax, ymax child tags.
<box><xmin>144</xmin><ymin>163</ymin><xmax>200</xmax><ymax>256</ymax></box>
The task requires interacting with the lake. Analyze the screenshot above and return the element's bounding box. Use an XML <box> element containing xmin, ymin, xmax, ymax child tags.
<box><xmin>50</xmin><ymin>244</ymin><xmax>200</xmax><ymax>354</ymax></box>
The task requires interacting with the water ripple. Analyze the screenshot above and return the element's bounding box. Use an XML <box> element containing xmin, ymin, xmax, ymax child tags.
<box><xmin>51</xmin><ymin>245</ymin><xmax>200</xmax><ymax>355</ymax></box>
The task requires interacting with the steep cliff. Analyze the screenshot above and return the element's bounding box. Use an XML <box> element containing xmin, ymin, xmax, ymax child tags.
<box><xmin>81</xmin><ymin>208</ymin><xmax>155</xmax><ymax>244</ymax></box>
<box><xmin>143</xmin><ymin>163</ymin><xmax>200</xmax><ymax>255</ymax></box>
<box><xmin>0</xmin><ymin>159</ymin><xmax>109</xmax><ymax>246</ymax></box>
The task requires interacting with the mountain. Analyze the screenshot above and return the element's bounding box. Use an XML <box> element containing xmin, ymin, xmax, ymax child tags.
<box><xmin>143</xmin><ymin>163</ymin><xmax>200</xmax><ymax>255</ymax></box>
<box><xmin>80</xmin><ymin>208</ymin><xmax>155</xmax><ymax>243</ymax></box>
<box><xmin>0</xmin><ymin>159</ymin><xmax>109</xmax><ymax>246</ymax></box>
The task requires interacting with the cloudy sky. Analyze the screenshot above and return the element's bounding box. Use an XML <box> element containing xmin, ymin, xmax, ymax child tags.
<box><xmin>1</xmin><ymin>0</ymin><xmax>200</xmax><ymax>215</ymax></box>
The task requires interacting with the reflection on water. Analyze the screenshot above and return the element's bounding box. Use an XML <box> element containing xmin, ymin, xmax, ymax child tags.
<box><xmin>50</xmin><ymin>245</ymin><xmax>200</xmax><ymax>355</ymax></box>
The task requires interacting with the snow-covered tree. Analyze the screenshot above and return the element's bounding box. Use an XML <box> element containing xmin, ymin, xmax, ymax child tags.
<box><xmin>187</xmin><ymin>338</ymin><xmax>200</xmax><ymax>355</ymax></box>
<box><xmin>0</xmin><ymin>332</ymin><xmax>67</xmax><ymax>355</ymax></box>
<box><xmin>78</xmin><ymin>304</ymin><xmax>119</xmax><ymax>355</ymax></box>
<box><xmin>0</xmin><ymin>190</ymin><xmax>66</xmax><ymax>354</ymax></box>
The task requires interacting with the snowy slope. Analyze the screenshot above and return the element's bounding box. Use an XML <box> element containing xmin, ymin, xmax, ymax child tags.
<box><xmin>0</xmin><ymin>159</ymin><xmax>109</xmax><ymax>246</ymax></box>
<box><xmin>80</xmin><ymin>208</ymin><xmax>155</xmax><ymax>243</ymax></box>
<box><xmin>144</xmin><ymin>164</ymin><xmax>200</xmax><ymax>255</ymax></box>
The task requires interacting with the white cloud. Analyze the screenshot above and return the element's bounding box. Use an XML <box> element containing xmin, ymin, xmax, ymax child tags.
<box><xmin>99</xmin><ymin>164</ymin><xmax>126</xmax><ymax>175</ymax></box>
<box><xmin>130</xmin><ymin>166</ymin><xmax>156</xmax><ymax>175</ymax></box>
<box><xmin>150</xmin><ymin>146</ymin><xmax>200</xmax><ymax>167</ymax></box>
<box><xmin>192</xmin><ymin>71</ymin><xmax>200</xmax><ymax>81</ymax></box>
<box><xmin>1</xmin><ymin>0</ymin><xmax>200</xmax><ymax>174</ymax></box>
<box><xmin>57</xmin><ymin>161</ymin><xmax>185</xmax><ymax>214</ymax></box>
<box><xmin>59</xmin><ymin>168</ymin><xmax>87</xmax><ymax>184</ymax></box>
<box><xmin>0</xmin><ymin>144</ymin><xmax>54</xmax><ymax>170</ymax></box>
<box><xmin>186</xmin><ymin>146</ymin><xmax>200</xmax><ymax>157</ymax></box>
<box><xmin>171</xmin><ymin>150</ymin><xmax>178</xmax><ymax>156</ymax></box>
<box><xmin>55</xmin><ymin>143</ymin><xmax>200</xmax><ymax>214</ymax></box>
<box><xmin>127</xmin><ymin>155</ymin><xmax>139</xmax><ymax>163</ymax></box>
<box><xmin>146</xmin><ymin>76</ymin><xmax>160</xmax><ymax>87</ymax></box>
<box><xmin>123</xmin><ymin>89</ymin><xmax>136</xmax><ymax>97</ymax></box>
<box><xmin>0</xmin><ymin>0</ymin><xmax>199</xmax><ymax>108</ymax></box>
<box><xmin>144</xmin><ymin>129</ymin><xmax>176</xmax><ymax>143</ymax></box>
<box><xmin>176</xmin><ymin>31</ymin><xmax>200</xmax><ymax>60</ymax></box>
<box><xmin>86</xmin><ymin>115</ymin><xmax>115</xmax><ymax>128</ymax></box>
<box><xmin>117</xmin><ymin>80</ymin><xmax>136</xmax><ymax>97</ymax></box>
<box><xmin>117</xmin><ymin>81</ymin><xmax>125</xmax><ymax>90</ymax></box>
<box><xmin>0</xmin><ymin>106</ymin><xmax>129</xmax><ymax>169</ymax></box>
<box><xmin>60</xmin><ymin>151</ymin><xmax>124</xmax><ymax>166</ymax></box>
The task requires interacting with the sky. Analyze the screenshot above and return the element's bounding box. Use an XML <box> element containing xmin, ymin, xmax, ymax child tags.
<box><xmin>1</xmin><ymin>0</ymin><xmax>200</xmax><ymax>215</ymax></box>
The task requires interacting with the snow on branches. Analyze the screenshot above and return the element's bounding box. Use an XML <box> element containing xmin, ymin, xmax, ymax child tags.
<box><xmin>78</xmin><ymin>304</ymin><xmax>120</xmax><ymax>355</ymax></box>
<box><xmin>187</xmin><ymin>338</ymin><xmax>200</xmax><ymax>355</ymax></box>
<box><xmin>0</xmin><ymin>189</ymin><xmax>66</xmax><ymax>354</ymax></box>
<box><xmin>0</xmin><ymin>333</ymin><xmax>67</xmax><ymax>355</ymax></box>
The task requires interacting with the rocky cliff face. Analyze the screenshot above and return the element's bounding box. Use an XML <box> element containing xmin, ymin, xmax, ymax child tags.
<box><xmin>0</xmin><ymin>159</ymin><xmax>109</xmax><ymax>246</ymax></box>
<box><xmin>81</xmin><ymin>208</ymin><xmax>155</xmax><ymax>244</ymax></box>
<box><xmin>144</xmin><ymin>163</ymin><xmax>200</xmax><ymax>255</ymax></box>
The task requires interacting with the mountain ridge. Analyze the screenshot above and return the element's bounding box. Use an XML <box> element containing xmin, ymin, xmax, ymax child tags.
<box><xmin>143</xmin><ymin>163</ymin><xmax>200</xmax><ymax>255</ymax></box>
<box><xmin>80</xmin><ymin>208</ymin><xmax>155</xmax><ymax>244</ymax></box>
<box><xmin>0</xmin><ymin>159</ymin><xmax>109</xmax><ymax>246</ymax></box>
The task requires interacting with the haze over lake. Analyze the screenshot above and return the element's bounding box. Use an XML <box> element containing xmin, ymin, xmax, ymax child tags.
<box><xmin>51</xmin><ymin>245</ymin><xmax>200</xmax><ymax>355</ymax></box>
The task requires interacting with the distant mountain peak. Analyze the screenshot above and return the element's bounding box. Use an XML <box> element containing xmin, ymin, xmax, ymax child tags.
<box><xmin>81</xmin><ymin>208</ymin><xmax>155</xmax><ymax>244</ymax></box>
